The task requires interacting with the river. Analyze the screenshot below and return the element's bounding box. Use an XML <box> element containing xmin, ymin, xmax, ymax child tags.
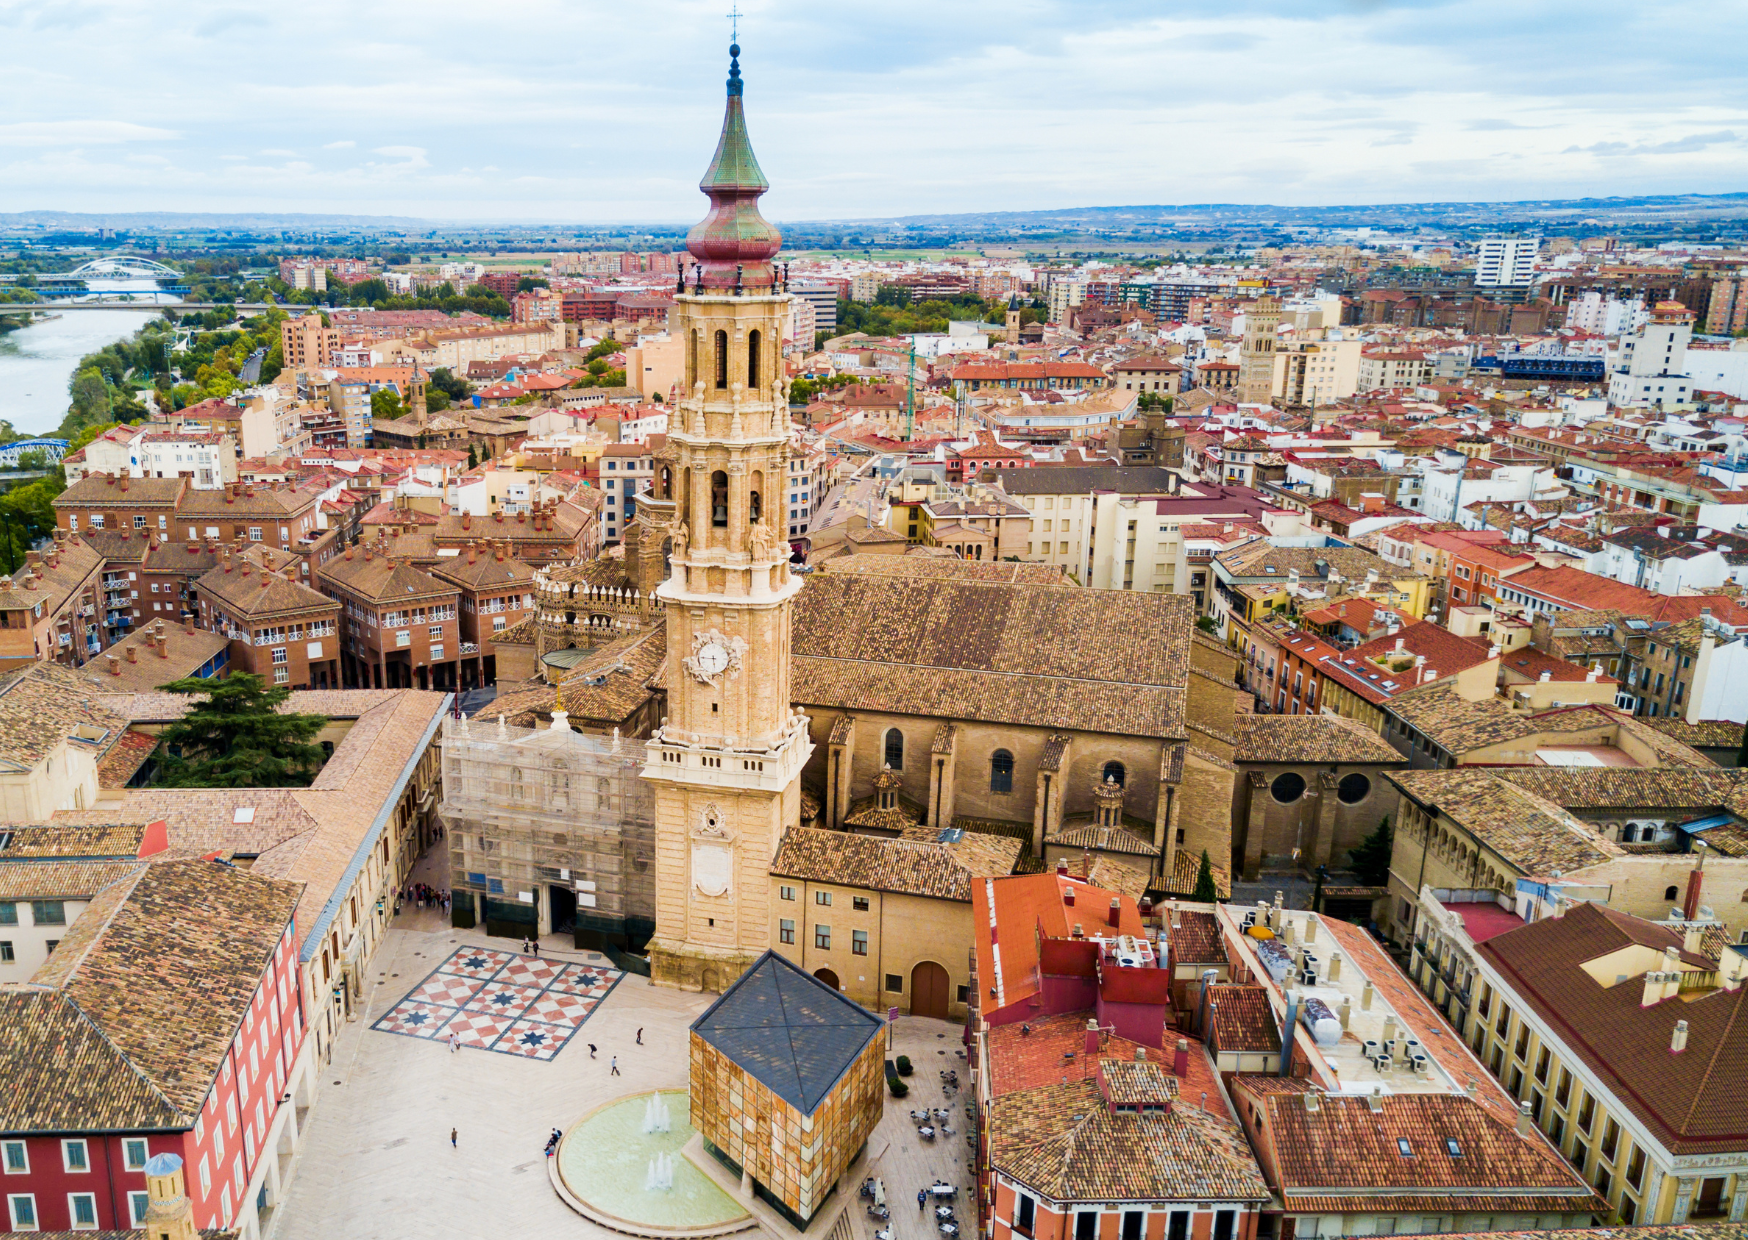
<box><xmin>0</xmin><ymin>280</ymin><xmax>181</xmax><ymax>437</ymax></box>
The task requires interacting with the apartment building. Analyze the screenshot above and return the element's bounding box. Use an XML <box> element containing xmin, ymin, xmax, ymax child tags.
<box><xmin>428</xmin><ymin>543</ymin><xmax>537</xmax><ymax>688</ymax></box>
<box><xmin>1419</xmin><ymin>899</ymin><xmax>1748</xmax><ymax>1225</ymax></box>
<box><xmin>0</xmin><ymin>537</ymin><xmax>105</xmax><ymax>671</ymax></box>
<box><xmin>1608</xmin><ymin>302</ymin><xmax>1696</xmax><ymax>410</ymax></box>
<box><xmin>281</xmin><ymin>313</ymin><xmax>340</xmax><ymax>370</ymax></box>
<box><xmin>996</xmin><ymin>467</ymin><xmax>1291</xmax><ymax>591</ymax></box>
<box><xmin>316</xmin><ymin>543</ymin><xmax>461</xmax><ymax>690</ymax></box>
<box><xmin>1358</xmin><ymin>349</ymin><xmax>1432</xmax><ymax>392</ymax></box>
<box><xmin>1273</xmin><ymin>336</ymin><xmax>1362</xmax><ymax>407</ymax></box>
<box><xmin>197</xmin><ymin>549</ymin><xmax>343</xmax><ymax>689</ymax></box>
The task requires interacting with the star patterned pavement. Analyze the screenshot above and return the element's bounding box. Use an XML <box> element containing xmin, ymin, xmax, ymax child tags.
<box><xmin>372</xmin><ymin>947</ymin><xmax>621</xmax><ymax>1060</ymax></box>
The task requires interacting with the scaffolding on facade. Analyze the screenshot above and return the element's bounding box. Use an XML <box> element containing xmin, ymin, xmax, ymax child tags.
<box><xmin>439</xmin><ymin>712</ymin><xmax>656</xmax><ymax>947</ymax></box>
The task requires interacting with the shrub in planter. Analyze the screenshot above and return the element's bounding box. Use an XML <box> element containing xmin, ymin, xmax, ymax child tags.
<box><xmin>896</xmin><ymin>1055</ymin><xmax>913</xmax><ymax>1077</ymax></box>
<box><xmin>888</xmin><ymin>1076</ymin><xmax>909</xmax><ymax>1098</ymax></box>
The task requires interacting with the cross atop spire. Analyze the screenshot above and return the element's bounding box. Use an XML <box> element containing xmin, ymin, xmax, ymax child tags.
<box><xmin>727</xmin><ymin>2</ymin><xmax>740</xmax><ymax>42</ymax></box>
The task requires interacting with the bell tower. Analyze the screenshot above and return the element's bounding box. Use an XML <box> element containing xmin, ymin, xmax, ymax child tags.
<box><xmin>642</xmin><ymin>42</ymin><xmax>811</xmax><ymax>992</ymax></box>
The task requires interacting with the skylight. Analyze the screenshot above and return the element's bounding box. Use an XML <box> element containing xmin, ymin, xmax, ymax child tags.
<box><xmin>1445</xmin><ymin>1138</ymin><xmax>1463</xmax><ymax>1158</ymax></box>
<box><xmin>1397</xmin><ymin>1139</ymin><xmax>1414</xmax><ymax>1157</ymax></box>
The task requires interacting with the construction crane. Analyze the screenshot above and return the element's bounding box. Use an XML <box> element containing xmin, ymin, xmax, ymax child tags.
<box><xmin>904</xmin><ymin>336</ymin><xmax>916</xmax><ymax>441</ymax></box>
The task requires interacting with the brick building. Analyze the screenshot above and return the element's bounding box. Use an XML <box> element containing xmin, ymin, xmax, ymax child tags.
<box><xmin>197</xmin><ymin>548</ymin><xmax>343</xmax><ymax>689</ymax></box>
<box><xmin>428</xmin><ymin>542</ymin><xmax>536</xmax><ymax>688</ymax></box>
<box><xmin>316</xmin><ymin>544</ymin><xmax>461</xmax><ymax>689</ymax></box>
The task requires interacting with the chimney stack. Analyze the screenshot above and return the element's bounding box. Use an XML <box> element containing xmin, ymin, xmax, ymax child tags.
<box><xmin>1516</xmin><ymin>1100</ymin><xmax>1533</xmax><ymax>1135</ymax></box>
<box><xmin>107</xmin><ymin>655</ymin><xmax>120</xmax><ymax>676</ymax></box>
<box><xmin>125</xmin><ymin>645</ymin><xmax>137</xmax><ymax>664</ymax></box>
<box><xmin>1064</xmin><ymin>885</ymin><xmax>1076</xmax><ymax>908</ymax></box>
<box><xmin>1303</xmin><ymin>1089</ymin><xmax>1320</xmax><ymax>1112</ymax></box>
<box><xmin>1108</xmin><ymin>897</ymin><xmax>1122</xmax><ymax>928</ymax></box>
<box><xmin>1084</xmin><ymin>1017</ymin><xmax>1100</xmax><ymax>1055</ymax></box>
<box><xmin>1173</xmin><ymin>1038</ymin><xmax>1189</xmax><ymax>1077</ymax></box>
<box><xmin>1672</xmin><ymin>1019</ymin><xmax>1690</xmax><ymax>1053</ymax></box>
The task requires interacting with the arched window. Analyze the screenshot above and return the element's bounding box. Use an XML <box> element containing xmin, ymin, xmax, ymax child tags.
<box><xmin>710</xmin><ymin>471</ymin><xmax>728</xmax><ymax>527</ymax></box>
<box><xmin>1337</xmin><ymin>773</ymin><xmax>1371</xmax><ymax>805</ymax></box>
<box><xmin>1102</xmin><ymin>760</ymin><xmax>1125</xmax><ymax>787</ymax></box>
<box><xmin>1664</xmin><ymin>885</ymin><xmax>1680</xmax><ymax>902</ymax></box>
<box><xmin>748</xmin><ymin>329</ymin><xmax>761</xmax><ymax>389</ymax></box>
<box><xmin>1621</xmin><ymin>824</ymin><xmax>1637</xmax><ymax>843</ymax></box>
<box><xmin>658</xmin><ymin>466</ymin><xmax>672</xmax><ymax>499</ymax></box>
<box><xmin>749</xmin><ymin>491</ymin><xmax>762</xmax><ymax>523</ymax></box>
<box><xmin>990</xmin><ymin>750</ymin><xmax>1014</xmax><ymax>794</ymax></box>
<box><xmin>884</xmin><ymin>728</ymin><xmax>904</xmax><ymax>771</ymax></box>
<box><xmin>1271</xmin><ymin>772</ymin><xmax>1306</xmax><ymax>804</ymax></box>
<box><xmin>714</xmin><ymin>329</ymin><xmax>728</xmax><ymax>389</ymax></box>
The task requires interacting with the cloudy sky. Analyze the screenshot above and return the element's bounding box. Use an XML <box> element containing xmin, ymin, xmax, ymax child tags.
<box><xmin>1</xmin><ymin>0</ymin><xmax>1744</xmax><ymax>223</ymax></box>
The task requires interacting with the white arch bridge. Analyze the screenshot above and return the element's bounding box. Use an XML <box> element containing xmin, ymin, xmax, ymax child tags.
<box><xmin>65</xmin><ymin>256</ymin><xmax>182</xmax><ymax>279</ymax></box>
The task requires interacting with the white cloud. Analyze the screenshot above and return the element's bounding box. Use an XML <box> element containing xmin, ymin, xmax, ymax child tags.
<box><xmin>0</xmin><ymin>0</ymin><xmax>1745</xmax><ymax>216</ymax></box>
<box><xmin>0</xmin><ymin>120</ymin><xmax>177</xmax><ymax>147</ymax></box>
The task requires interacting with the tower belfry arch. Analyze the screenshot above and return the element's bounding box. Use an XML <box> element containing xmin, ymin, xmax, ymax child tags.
<box><xmin>642</xmin><ymin>41</ymin><xmax>812</xmax><ymax>992</ymax></box>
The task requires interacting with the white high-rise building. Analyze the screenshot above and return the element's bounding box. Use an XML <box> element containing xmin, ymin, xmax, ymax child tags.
<box><xmin>1474</xmin><ymin>236</ymin><xmax>1539</xmax><ymax>287</ymax></box>
<box><xmin>1607</xmin><ymin>301</ymin><xmax>1695</xmax><ymax>409</ymax></box>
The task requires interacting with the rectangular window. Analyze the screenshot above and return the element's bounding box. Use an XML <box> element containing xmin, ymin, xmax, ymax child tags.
<box><xmin>886</xmin><ymin>974</ymin><xmax>903</xmax><ymax>993</ymax></box>
<box><xmin>779</xmin><ymin>919</ymin><xmax>794</xmax><ymax>945</ymax></box>
<box><xmin>814</xmin><ymin>925</ymin><xmax>831</xmax><ymax>950</ymax></box>
<box><xmin>852</xmin><ymin>896</ymin><xmax>870</xmax><ymax>911</ymax></box>
<box><xmin>124</xmin><ymin>1139</ymin><xmax>148</xmax><ymax>1171</ymax></box>
<box><xmin>1601</xmin><ymin>1117</ymin><xmax>1620</xmax><ymax>1163</ymax></box>
<box><xmin>852</xmin><ymin>930</ymin><xmax>868</xmax><ymax>956</ymax></box>
<box><xmin>1214</xmin><ymin>1211</ymin><xmax>1236</xmax><ymax>1240</ymax></box>
<box><xmin>1625</xmin><ymin>1146</ymin><xmax>1646</xmax><ymax>1191</ymax></box>
<box><xmin>1555</xmin><ymin>1068</ymin><xmax>1572</xmax><ymax>1108</ymax></box>
<box><xmin>2</xmin><ymin>1142</ymin><xmax>26</xmax><ymax>1174</ymax></box>
<box><xmin>815</xmin><ymin>891</ymin><xmax>831</xmax><ymax>906</ymax></box>
<box><xmin>1577</xmin><ymin>1093</ymin><xmax>1595</xmax><ymax>1133</ymax></box>
<box><xmin>69</xmin><ymin>1191</ymin><xmax>97</xmax><ymax>1228</ymax></box>
<box><xmin>0</xmin><ymin>943</ymin><xmax>11</xmax><ymax>963</ymax></box>
<box><xmin>0</xmin><ymin>903</ymin><xmax>13</xmax><ymax>926</ymax></box>
<box><xmin>1122</xmin><ymin>1214</ymin><xmax>1144</xmax><ymax>1240</ymax></box>
<box><xmin>1077</xmin><ymin>1213</ymin><xmax>1099</xmax><ymax>1240</ymax></box>
<box><xmin>778</xmin><ymin>886</ymin><xmax>795</xmax><ymax>901</ymax></box>
<box><xmin>62</xmin><ymin>1139</ymin><xmax>88</xmax><ymax>1172</ymax></box>
<box><xmin>129</xmin><ymin>1190</ymin><xmax>150</xmax><ymax>1226</ymax></box>
<box><xmin>1536</xmin><ymin>1046</ymin><xmax>1550</xmax><ymax>1083</ymax></box>
<box><xmin>1169</xmin><ymin>1213</ymin><xmax>1190</xmax><ymax>1240</ymax></box>
<box><xmin>8</xmin><ymin>1194</ymin><xmax>36</xmax><ymax>1230</ymax></box>
<box><xmin>1015</xmin><ymin>1193</ymin><xmax>1035</xmax><ymax>1236</ymax></box>
<box><xmin>1514</xmin><ymin>1026</ymin><xmax>1530</xmax><ymax>1059</ymax></box>
<box><xmin>249</xmin><ymin>527</ymin><xmax>262</xmax><ymax>541</ymax></box>
<box><xmin>30</xmin><ymin>901</ymin><xmax>65</xmax><ymax>927</ymax></box>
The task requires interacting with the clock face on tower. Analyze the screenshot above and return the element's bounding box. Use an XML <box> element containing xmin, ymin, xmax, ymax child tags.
<box><xmin>683</xmin><ymin>629</ymin><xmax>747</xmax><ymax>686</ymax></box>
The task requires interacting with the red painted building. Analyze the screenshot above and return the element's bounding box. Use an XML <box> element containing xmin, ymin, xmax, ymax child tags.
<box><xmin>0</xmin><ymin>857</ymin><xmax>304</xmax><ymax>1236</ymax></box>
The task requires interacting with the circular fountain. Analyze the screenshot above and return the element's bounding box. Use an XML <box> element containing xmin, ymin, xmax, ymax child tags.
<box><xmin>551</xmin><ymin>1090</ymin><xmax>752</xmax><ymax>1237</ymax></box>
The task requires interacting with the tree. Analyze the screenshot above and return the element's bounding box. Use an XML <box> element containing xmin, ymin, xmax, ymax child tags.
<box><xmin>371</xmin><ymin>388</ymin><xmax>404</xmax><ymax>420</ymax></box>
<box><xmin>467</xmin><ymin>443</ymin><xmax>478</xmax><ymax>469</ymax></box>
<box><xmin>427</xmin><ymin>388</ymin><xmax>451</xmax><ymax>414</ymax></box>
<box><xmin>429</xmin><ymin>367</ymin><xmax>471</xmax><ymax>401</ymax></box>
<box><xmin>1192</xmin><ymin>850</ymin><xmax>1219</xmax><ymax>903</ymax></box>
<box><xmin>70</xmin><ymin>367</ymin><xmax>111</xmax><ymax>424</ymax></box>
<box><xmin>1348</xmin><ymin>816</ymin><xmax>1393</xmax><ymax>887</ymax></box>
<box><xmin>150</xmin><ymin>674</ymin><xmax>328</xmax><ymax>788</ymax></box>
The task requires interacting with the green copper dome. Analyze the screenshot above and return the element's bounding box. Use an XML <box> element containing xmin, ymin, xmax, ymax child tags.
<box><xmin>685</xmin><ymin>43</ymin><xmax>781</xmax><ymax>290</ymax></box>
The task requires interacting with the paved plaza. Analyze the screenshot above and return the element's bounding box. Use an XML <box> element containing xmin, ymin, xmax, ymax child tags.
<box><xmin>274</xmin><ymin>845</ymin><xmax>973</xmax><ymax>1240</ymax></box>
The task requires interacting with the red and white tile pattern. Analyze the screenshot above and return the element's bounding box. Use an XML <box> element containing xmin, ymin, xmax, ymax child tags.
<box><xmin>372</xmin><ymin>947</ymin><xmax>621</xmax><ymax>1059</ymax></box>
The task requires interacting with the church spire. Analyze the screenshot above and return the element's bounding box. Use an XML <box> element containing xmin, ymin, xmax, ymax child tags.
<box><xmin>685</xmin><ymin>42</ymin><xmax>781</xmax><ymax>291</ymax></box>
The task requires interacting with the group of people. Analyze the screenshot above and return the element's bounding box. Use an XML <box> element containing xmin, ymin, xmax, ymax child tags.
<box><xmin>543</xmin><ymin>1127</ymin><xmax>563</xmax><ymax>1158</ymax></box>
<box><xmin>400</xmin><ymin>883</ymin><xmax>449</xmax><ymax>915</ymax></box>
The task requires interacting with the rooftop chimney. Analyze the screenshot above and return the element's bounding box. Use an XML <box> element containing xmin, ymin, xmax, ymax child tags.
<box><xmin>1064</xmin><ymin>884</ymin><xmax>1076</xmax><ymax>908</ymax></box>
<box><xmin>125</xmin><ymin>645</ymin><xmax>137</xmax><ymax>664</ymax></box>
<box><xmin>1672</xmin><ymin>1019</ymin><xmax>1690</xmax><ymax>1054</ymax></box>
<box><xmin>1367</xmin><ymin>1087</ymin><xmax>1384</xmax><ymax>1114</ymax></box>
<box><xmin>1538</xmin><ymin>670</ymin><xmax>1552</xmax><ymax>682</ymax></box>
<box><xmin>1108</xmin><ymin>897</ymin><xmax>1122</xmax><ymax>928</ymax></box>
<box><xmin>1303</xmin><ymin>1089</ymin><xmax>1320</xmax><ymax>1113</ymax></box>
<box><xmin>1173</xmin><ymin>1038</ymin><xmax>1189</xmax><ymax>1077</ymax></box>
<box><xmin>106</xmin><ymin>654</ymin><xmax>120</xmax><ymax>676</ymax></box>
<box><xmin>1516</xmin><ymin>1100</ymin><xmax>1533</xmax><ymax>1135</ymax></box>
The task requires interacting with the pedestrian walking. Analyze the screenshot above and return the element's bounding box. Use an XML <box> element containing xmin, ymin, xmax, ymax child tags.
<box><xmin>532</xmin><ymin>939</ymin><xmax>541</xmax><ymax>958</ymax></box>
<box><xmin>636</xmin><ymin>1027</ymin><xmax>643</xmax><ymax>1045</ymax></box>
<box><xmin>450</xmin><ymin>1128</ymin><xmax>457</xmax><ymax>1149</ymax></box>
<box><xmin>610</xmin><ymin>1056</ymin><xmax>621</xmax><ymax>1076</ymax></box>
<box><xmin>918</xmin><ymin>1190</ymin><xmax>927</xmax><ymax>1212</ymax></box>
<box><xmin>449</xmin><ymin>1033</ymin><xmax>459</xmax><ymax>1054</ymax></box>
<box><xmin>588</xmin><ymin>1043</ymin><xmax>597</xmax><ymax>1059</ymax></box>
